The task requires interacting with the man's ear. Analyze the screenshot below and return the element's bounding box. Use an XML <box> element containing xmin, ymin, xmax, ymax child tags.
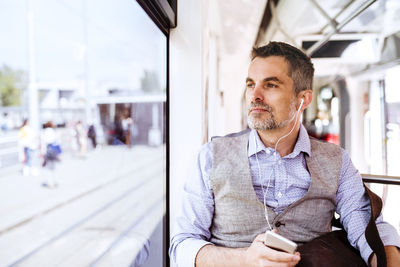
<box><xmin>298</xmin><ymin>90</ymin><xmax>313</xmax><ymax>111</ymax></box>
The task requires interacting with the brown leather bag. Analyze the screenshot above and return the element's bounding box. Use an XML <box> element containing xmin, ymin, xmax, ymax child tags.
<box><xmin>297</xmin><ymin>185</ymin><xmax>387</xmax><ymax>267</ymax></box>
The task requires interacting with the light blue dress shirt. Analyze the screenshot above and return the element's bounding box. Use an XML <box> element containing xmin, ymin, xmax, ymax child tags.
<box><xmin>169</xmin><ymin>125</ymin><xmax>400</xmax><ymax>266</ymax></box>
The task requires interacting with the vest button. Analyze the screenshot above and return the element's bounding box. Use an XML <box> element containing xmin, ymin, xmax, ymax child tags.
<box><xmin>275</xmin><ymin>221</ymin><xmax>282</xmax><ymax>227</ymax></box>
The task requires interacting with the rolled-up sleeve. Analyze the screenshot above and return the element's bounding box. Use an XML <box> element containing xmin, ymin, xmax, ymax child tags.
<box><xmin>357</xmin><ymin>219</ymin><xmax>400</xmax><ymax>263</ymax></box>
<box><xmin>169</xmin><ymin>142</ymin><xmax>215</xmax><ymax>267</ymax></box>
<box><xmin>336</xmin><ymin>149</ymin><xmax>400</xmax><ymax>264</ymax></box>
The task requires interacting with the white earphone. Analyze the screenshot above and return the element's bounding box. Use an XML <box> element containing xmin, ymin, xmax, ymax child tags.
<box><xmin>255</xmin><ymin>96</ymin><xmax>305</xmax><ymax>230</ymax></box>
<box><xmin>298</xmin><ymin>98</ymin><xmax>304</xmax><ymax>112</ymax></box>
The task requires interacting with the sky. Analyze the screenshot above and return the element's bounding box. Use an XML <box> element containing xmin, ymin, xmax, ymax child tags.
<box><xmin>0</xmin><ymin>0</ymin><xmax>166</xmax><ymax>91</ymax></box>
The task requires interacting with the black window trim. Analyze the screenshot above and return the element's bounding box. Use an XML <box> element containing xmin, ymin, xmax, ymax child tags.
<box><xmin>136</xmin><ymin>1</ymin><xmax>175</xmax><ymax>266</ymax></box>
<box><xmin>136</xmin><ymin>0</ymin><xmax>176</xmax><ymax>36</ymax></box>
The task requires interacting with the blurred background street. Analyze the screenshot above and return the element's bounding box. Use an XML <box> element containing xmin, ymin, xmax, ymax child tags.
<box><xmin>0</xmin><ymin>1</ymin><xmax>167</xmax><ymax>265</ymax></box>
<box><xmin>0</xmin><ymin>145</ymin><xmax>165</xmax><ymax>266</ymax></box>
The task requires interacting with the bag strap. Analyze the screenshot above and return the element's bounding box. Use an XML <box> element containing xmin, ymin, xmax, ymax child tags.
<box><xmin>364</xmin><ymin>185</ymin><xmax>387</xmax><ymax>267</ymax></box>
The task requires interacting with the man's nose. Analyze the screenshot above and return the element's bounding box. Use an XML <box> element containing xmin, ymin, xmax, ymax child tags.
<box><xmin>251</xmin><ymin>84</ymin><xmax>264</xmax><ymax>102</ymax></box>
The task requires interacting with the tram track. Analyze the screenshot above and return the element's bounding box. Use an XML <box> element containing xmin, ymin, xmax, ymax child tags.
<box><xmin>0</xmin><ymin>153</ymin><xmax>161</xmax><ymax>237</ymax></box>
<box><xmin>89</xmin><ymin>195</ymin><xmax>164</xmax><ymax>266</ymax></box>
<box><xmin>6</xmin><ymin>163</ymin><xmax>164</xmax><ymax>266</ymax></box>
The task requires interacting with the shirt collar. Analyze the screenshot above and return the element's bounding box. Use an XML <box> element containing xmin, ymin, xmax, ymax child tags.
<box><xmin>248</xmin><ymin>124</ymin><xmax>311</xmax><ymax>158</ymax></box>
<box><xmin>248</xmin><ymin>129</ymin><xmax>265</xmax><ymax>157</ymax></box>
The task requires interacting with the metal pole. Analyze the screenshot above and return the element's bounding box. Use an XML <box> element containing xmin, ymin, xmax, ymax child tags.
<box><xmin>27</xmin><ymin>0</ymin><xmax>39</xmax><ymax>131</ymax></box>
<box><xmin>306</xmin><ymin>0</ymin><xmax>376</xmax><ymax>56</ymax></box>
<box><xmin>309</xmin><ymin>0</ymin><xmax>338</xmax><ymax>29</ymax></box>
<box><xmin>379</xmin><ymin>79</ymin><xmax>389</xmax><ymax>206</ymax></box>
<box><xmin>320</xmin><ymin>0</ymin><xmax>353</xmax><ymax>33</ymax></box>
<box><xmin>269</xmin><ymin>0</ymin><xmax>297</xmax><ymax>45</ymax></box>
<box><xmin>83</xmin><ymin>0</ymin><xmax>91</xmax><ymax>124</ymax></box>
<box><xmin>362</xmin><ymin>174</ymin><xmax>400</xmax><ymax>185</ymax></box>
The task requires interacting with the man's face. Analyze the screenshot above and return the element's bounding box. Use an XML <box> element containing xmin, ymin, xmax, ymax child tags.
<box><xmin>246</xmin><ymin>56</ymin><xmax>297</xmax><ymax>131</ymax></box>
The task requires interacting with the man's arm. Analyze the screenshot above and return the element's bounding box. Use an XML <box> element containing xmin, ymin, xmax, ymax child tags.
<box><xmin>196</xmin><ymin>244</ymin><xmax>246</xmax><ymax>267</ymax></box>
<box><xmin>369</xmin><ymin>246</ymin><xmax>400</xmax><ymax>267</ymax></box>
<box><xmin>169</xmin><ymin>142</ymin><xmax>215</xmax><ymax>266</ymax></box>
<box><xmin>195</xmin><ymin>233</ymin><xmax>300</xmax><ymax>267</ymax></box>
<box><xmin>169</xmin><ymin>142</ymin><xmax>301</xmax><ymax>267</ymax></box>
<box><xmin>336</xmin><ymin>149</ymin><xmax>400</xmax><ymax>265</ymax></box>
<box><xmin>385</xmin><ymin>246</ymin><xmax>400</xmax><ymax>267</ymax></box>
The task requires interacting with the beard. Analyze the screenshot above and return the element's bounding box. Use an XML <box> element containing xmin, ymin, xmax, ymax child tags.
<box><xmin>247</xmin><ymin>100</ymin><xmax>297</xmax><ymax>131</ymax></box>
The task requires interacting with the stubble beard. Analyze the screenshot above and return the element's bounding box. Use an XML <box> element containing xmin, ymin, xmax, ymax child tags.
<box><xmin>247</xmin><ymin>101</ymin><xmax>297</xmax><ymax>131</ymax></box>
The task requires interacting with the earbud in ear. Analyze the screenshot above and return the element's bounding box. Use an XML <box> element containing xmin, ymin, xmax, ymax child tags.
<box><xmin>298</xmin><ymin>98</ymin><xmax>304</xmax><ymax>112</ymax></box>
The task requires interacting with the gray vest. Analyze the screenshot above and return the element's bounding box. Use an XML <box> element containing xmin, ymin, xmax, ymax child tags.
<box><xmin>210</xmin><ymin>130</ymin><xmax>342</xmax><ymax>248</ymax></box>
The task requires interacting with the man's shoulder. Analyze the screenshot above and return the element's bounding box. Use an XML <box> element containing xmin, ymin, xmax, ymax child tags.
<box><xmin>309</xmin><ymin>136</ymin><xmax>343</xmax><ymax>155</ymax></box>
<box><xmin>211</xmin><ymin>129</ymin><xmax>251</xmax><ymax>141</ymax></box>
<box><xmin>309</xmin><ymin>136</ymin><xmax>340</xmax><ymax>147</ymax></box>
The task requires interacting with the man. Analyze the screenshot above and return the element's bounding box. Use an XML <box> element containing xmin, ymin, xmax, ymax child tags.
<box><xmin>169</xmin><ymin>42</ymin><xmax>400</xmax><ymax>266</ymax></box>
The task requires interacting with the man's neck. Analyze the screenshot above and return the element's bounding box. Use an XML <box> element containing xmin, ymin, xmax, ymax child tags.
<box><xmin>257</xmin><ymin>122</ymin><xmax>301</xmax><ymax>157</ymax></box>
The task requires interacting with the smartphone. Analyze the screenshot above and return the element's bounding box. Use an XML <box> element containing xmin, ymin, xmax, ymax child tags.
<box><xmin>264</xmin><ymin>231</ymin><xmax>298</xmax><ymax>254</ymax></box>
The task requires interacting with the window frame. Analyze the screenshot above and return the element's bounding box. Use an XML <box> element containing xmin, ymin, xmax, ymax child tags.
<box><xmin>136</xmin><ymin>0</ymin><xmax>176</xmax><ymax>266</ymax></box>
<box><xmin>136</xmin><ymin>0</ymin><xmax>176</xmax><ymax>36</ymax></box>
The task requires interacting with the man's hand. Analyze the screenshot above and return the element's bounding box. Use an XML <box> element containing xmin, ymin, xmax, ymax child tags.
<box><xmin>368</xmin><ymin>246</ymin><xmax>400</xmax><ymax>267</ymax></box>
<box><xmin>385</xmin><ymin>246</ymin><xmax>400</xmax><ymax>267</ymax></box>
<box><xmin>243</xmin><ymin>233</ymin><xmax>301</xmax><ymax>267</ymax></box>
<box><xmin>195</xmin><ymin>231</ymin><xmax>300</xmax><ymax>267</ymax></box>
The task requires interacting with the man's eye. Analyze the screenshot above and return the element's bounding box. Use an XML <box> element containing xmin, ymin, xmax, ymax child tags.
<box><xmin>246</xmin><ymin>83</ymin><xmax>255</xmax><ymax>88</ymax></box>
<box><xmin>265</xmin><ymin>83</ymin><xmax>277</xmax><ymax>88</ymax></box>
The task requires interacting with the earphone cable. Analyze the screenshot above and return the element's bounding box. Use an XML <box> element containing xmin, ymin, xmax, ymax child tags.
<box><xmin>255</xmin><ymin>99</ymin><xmax>304</xmax><ymax>230</ymax></box>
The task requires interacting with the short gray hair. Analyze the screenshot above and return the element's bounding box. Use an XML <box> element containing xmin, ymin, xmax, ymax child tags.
<box><xmin>251</xmin><ymin>42</ymin><xmax>314</xmax><ymax>94</ymax></box>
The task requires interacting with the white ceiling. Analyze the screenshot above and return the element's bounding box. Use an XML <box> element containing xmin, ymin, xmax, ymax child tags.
<box><xmin>265</xmin><ymin>0</ymin><xmax>400</xmax><ymax>77</ymax></box>
<box><xmin>214</xmin><ymin>0</ymin><xmax>400</xmax><ymax>79</ymax></box>
<box><xmin>215</xmin><ymin>0</ymin><xmax>267</xmax><ymax>56</ymax></box>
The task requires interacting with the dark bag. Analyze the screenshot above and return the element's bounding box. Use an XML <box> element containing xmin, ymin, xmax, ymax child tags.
<box><xmin>297</xmin><ymin>185</ymin><xmax>386</xmax><ymax>267</ymax></box>
<box><xmin>46</xmin><ymin>143</ymin><xmax>62</xmax><ymax>160</ymax></box>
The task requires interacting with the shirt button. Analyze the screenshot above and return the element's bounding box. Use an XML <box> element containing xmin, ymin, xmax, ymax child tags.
<box><xmin>277</xmin><ymin>192</ymin><xmax>283</xmax><ymax>198</ymax></box>
<box><xmin>278</xmin><ymin>160</ymin><xmax>282</xmax><ymax>164</ymax></box>
<box><xmin>266</xmin><ymin>149</ymin><xmax>270</xmax><ymax>154</ymax></box>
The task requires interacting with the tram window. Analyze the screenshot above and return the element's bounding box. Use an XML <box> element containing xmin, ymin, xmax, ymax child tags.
<box><xmin>366</xmin><ymin>183</ymin><xmax>400</xmax><ymax>235</ymax></box>
<box><xmin>305</xmin><ymin>86</ymin><xmax>339</xmax><ymax>145</ymax></box>
<box><xmin>0</xmin><ymin>1</ymin><xmax>167</xmax><ymax>266</ymax></box>
<box><xmin>385</xmin><ymin>66</ymin><xmax>400</xmax><ymax>176</ymax></box>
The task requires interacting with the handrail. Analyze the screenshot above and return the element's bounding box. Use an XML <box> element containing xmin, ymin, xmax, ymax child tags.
<box><xmin>362</xmin><ymin>174</ymin><xmax>400</xmax><ymax>185</ymax></box>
